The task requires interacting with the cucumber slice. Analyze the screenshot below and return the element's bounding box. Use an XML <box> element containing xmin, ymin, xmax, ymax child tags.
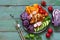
<box><xmin>34</xmin><ymin>28</ymin><xmax>37</xmax><ymax>32</ymax></box>
<box><xmin>44</xmin><ymin>22</ymin><xmax>47</xmax><ymax>27</ymax></box>
<box><xmin>35</xmin><ymin>20</ymin><xmax>50</xmax><ymax>32</ymax></box>
<box><xmin>39</xmin><ymin>25</ymin><xmax>44</xmax><ymax>30</ymax></box>
<box><xmin>47</xmin><ymin>20</ymin><xmax>50</xmax><ymax>25</ymax></box>
<box><xmin>46</xmin><ymin>21</ymin><xmax>49</xmax><ymax>25</ymax></box>
<box><xmin>37</xmin><ymin>27</ymin><xmax>40</xmax><ymax>31</ymax></box>
<box><xmin>40</xmin><ymin>20</ymin><xmax>50</xmax><ymax>30</ymax></box>
<box><xmin>39</xmin><ymin>24</ymin><xmax>44</xmax><ymax>31</ymax></box>
<box><xmin>49</xmin><ymin>20</ymin><xmax>50</xmax><ymax>22</ymax></box>
<box><xmin>39</xmin><ymin>23</ymin><xmax>45</xmax><ymax>31</ymax></box>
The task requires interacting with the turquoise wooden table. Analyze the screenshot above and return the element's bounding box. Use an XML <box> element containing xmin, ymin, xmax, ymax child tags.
<box><xmin>0</xmin><ymin>0</ymin><xmax>60</xmax><ymax>40</ymax></box>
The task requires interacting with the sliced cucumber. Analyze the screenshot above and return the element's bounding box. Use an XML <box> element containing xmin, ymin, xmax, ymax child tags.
<box><xmin>39</xmin><ymin>24</ymin><xmax>44</xmax><ymax>31</ymax></box>
<box><xmin>36</xmin><ymin>20</ymin><xmax>50</xmax><ymax>32</ymax></box>
<box><xmin>46</xmin><ymin>21</ymin><xmax>48</xmax><ymax>26</ymax></box>
<box><xmin>37</xmin><ymin>27</ymin><xmax>40</xmax><ymax>31</ymax></box>
<box><xmin>34</xmin><ymin>20</ymin><xmax>50</xmax><ymax>32</ymax></box>
<box><xmin>44</xmin><ymin>22</ymin><xmax>47</xmax><ymax>27</ymax></box>
<box><xmin>39</xmin><ymin>26</ymin><xmax>43</xmax><ymax>31</ymax></box>
<box><xmin>49</xmin><ymin>20</ymin><xmax>50</xmax><ymax>22</ymax></box>
<box><xmin>34</xmin><ymin>28</ymin><xmax>37</xmax><ymax>32</ymax></box>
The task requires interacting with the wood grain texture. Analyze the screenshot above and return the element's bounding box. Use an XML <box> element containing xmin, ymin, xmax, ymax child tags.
<box><xmin>0</xmin><ymin>32</ymin><xmax>20</xmax><ymax>40</ymax></box>
<box><xmin>0</xmin><ymin>0</ymin><xmax>60</xmax><ymax>40</ymax></box>
<box><xmin>0</xmin><ymin>0</ymin><xmax>60</xmax><ymax>6</ymax></box>
<box><xmin>41</xmin><ymin>32</ymin><xmax>60</xmax><ymax>40</ymax></box>
<box><xmin>0</xmin><ymin>19</ymin><xmax>17</xmax><ymax>31</ymax></box>
<box><xmin>0</xmin><ymin>6</ymin><xmax>24</xmax><ymax>31</ymax></box>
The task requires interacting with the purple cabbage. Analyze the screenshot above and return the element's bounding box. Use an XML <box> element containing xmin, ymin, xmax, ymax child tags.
<box><xmin>27</xmin><ymin>25</ymin><xmax>34</xmax><ymax>33</ymax></box>
<box><xmin>22</xmin><ymin>20</ymin><xmax>29</xmax><ymax>27</ymax></box>
<box><xmin>20</xmin><ymin>12</ymin><xmax>28</xmax><ymax>20</ymax></box>
<box><xmin>52</xmin><ymin>9</ymin><xmax>60</xmax><ymax>26</ymax></box>
<box><xmin>20</xmin><ymin>12</ymin><xmax>31</xmax><ymax>21</ymax></box>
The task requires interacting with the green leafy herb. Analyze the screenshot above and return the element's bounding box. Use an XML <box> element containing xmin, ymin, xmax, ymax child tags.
<box><xmin>25</xmin><ymin>34</ymin><xmax>42</xmax><ymax>40</ymax></box>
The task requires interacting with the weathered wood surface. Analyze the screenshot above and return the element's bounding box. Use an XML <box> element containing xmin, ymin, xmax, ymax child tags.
<box><xmin>0</xmin><ymin>0</ymin><xmax>60</xmax><ymax>40</ymax></box>
<box><xmin>0</xmin><ymin>0</ymin><xmax>60</xmax><ymax>6</ymax></box>
<box><xmin>41</xmin><ymin>32</ymin><xmax>60</xmax><ymax>40</ymax></box>
<box><xmin>0</xmin><ymin>32</ymin><xmax>20</xmax><ymax>40</ymax></box>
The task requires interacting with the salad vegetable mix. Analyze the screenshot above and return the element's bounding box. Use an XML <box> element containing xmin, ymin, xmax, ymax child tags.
<box><xmin>20</xmin><ymin>4</ymin><xmax>51</xmax><ymax>33</ymax></box>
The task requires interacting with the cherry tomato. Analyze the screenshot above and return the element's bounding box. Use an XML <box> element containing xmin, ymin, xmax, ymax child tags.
<box><xmin>48</xmin><ymin>6</ymin><xmax>53</xmax><ymax>12</ymax></box>
<box><xmin>48</xmin><ymin>28</ymin><xmax>53</xmax><ymax>34</ymax></box>
<box><xmin>46</xmin><ymin>33</ymin><xmax>51</xmax><ymax>38</ymax></box>
<box><xmin>38</xmin><ymin>6</ymin><xmax>42</xmax><ymax>9</ymax></box>
<box><xmin>39</xmin><ymin>9</ymin><xmax>43</xmax><ymax>14</ymax></box>
<box><xmin>41</xmin><ymin>1</ymin><xmax>46</xmax><ymax>6</ymax></box>
<box><xmin>45</xmin><ymin>12</ymin><xmax>48</xmax><ymax>16</ymax></box>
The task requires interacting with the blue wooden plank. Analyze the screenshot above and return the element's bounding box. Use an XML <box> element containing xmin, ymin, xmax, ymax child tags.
<box><xmin>0</xmin><ymin>6</ymin><xmax>25</xmax><ymax>31</ymax></box>
<box><xmin>0</xmin><ymin>6</ymin><xmax>25</xmax><ymax>18</ymax></box>
<box><xmin>0</xmin><ymin>32</ymin><xmax>20</xmax><ymax>40</ymax></box>
<box><xmin>0</xmin><ymin>0</ymin><xmax>60</xmax><ymax>5</ymax></box>
<box><xmin>41</xmin><ymin>32</ymin><xmax>60</xmax><ymax>40</ymax></box>
<box><xmin>0</xmin><ymin>19</ymin><xmax>17</xmax><ymax>31</ymax></box>
<box><xmin>0</xmin><ymin>0</ymin><xmax>41</xmax><ymax>5</ymax></box>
